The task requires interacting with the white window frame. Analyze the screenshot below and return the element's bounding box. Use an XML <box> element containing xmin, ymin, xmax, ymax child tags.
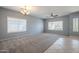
<box><xmin>73</xmin><ymin>18</ymin><xmax>79</xmax><ymax>32</ymax></box>
<box><xmin>7</xmin><ymin>17</ymin><xmax>27</xmax><ymax>33</ymax></box>
<box><xmin>48</xmin><ymin>21</ymin><xmax>63</xmax><ymax>31</ymax></box>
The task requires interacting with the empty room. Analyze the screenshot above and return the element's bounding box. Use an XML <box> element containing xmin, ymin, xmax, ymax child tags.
<box><xmin>0</xmin><ymin>6</ymin><xmax>79</xmax><ymax>53</ymax></box>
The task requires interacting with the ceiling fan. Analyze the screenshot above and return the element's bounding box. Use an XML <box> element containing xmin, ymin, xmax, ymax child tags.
<box><xmin>47</xmin><ymin>12</ymin><xmax>58</xmax><ymax>18</ymax></box>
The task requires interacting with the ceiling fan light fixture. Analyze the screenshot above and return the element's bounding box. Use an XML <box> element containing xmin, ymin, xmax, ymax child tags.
<box><xmin>50</xmin><ymin>16</ymin><xmax>54</xmax><ymax>18</ymax></box>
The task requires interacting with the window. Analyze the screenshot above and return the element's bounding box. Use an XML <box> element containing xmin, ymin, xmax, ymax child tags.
<box><xmin>7</xmin><ymin>17</ymin><xmax>27</xmax><ymax>33</ymax></box>
<box><xmin>48</xmin><ymin>21</ymin><xmax>63</xmax><ymax>31</ymax></box>
<box><xmin>73</xmin><ymin>18</ymin><xmax>78</xmax><ymax>32</ymax></box>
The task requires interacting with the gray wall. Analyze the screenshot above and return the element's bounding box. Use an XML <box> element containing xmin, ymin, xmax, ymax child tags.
<box><xmin>0</xmin><ymin>8</ymin><xmax>44</xmax><ymax>39</ymax></box>
<box><xmin>44</xmin><ymin>12</ymin><xmax>79</xmax><ymax>36</ymax></box>
<box><xmin>44</xmin><ymin>16</ymin><xmax>69</xmax><ymax>35</ymax></box>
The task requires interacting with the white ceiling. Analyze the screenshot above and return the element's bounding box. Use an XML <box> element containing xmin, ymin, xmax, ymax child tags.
<box><xmin>2</xmin><ymin>6</ymin><xmax>79</xmax><ymax>18</ymax></box>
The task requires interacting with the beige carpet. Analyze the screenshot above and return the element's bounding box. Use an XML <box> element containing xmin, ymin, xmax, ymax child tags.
<box><xmin>0</xmin><ymin>33</ymin><xmax>61</xmax><ymax>53</ymax></box>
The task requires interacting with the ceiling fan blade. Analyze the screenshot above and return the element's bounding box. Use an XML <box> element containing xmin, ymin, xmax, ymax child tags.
<box><xmin>46</xmin><ymin>12</ymin><xmax>58</xmax><ymax>18</ymax></box>
<box><xmin>53</xmin><ymin>15</ymin><xmax>58</xmax><ymax>17</ymax></box>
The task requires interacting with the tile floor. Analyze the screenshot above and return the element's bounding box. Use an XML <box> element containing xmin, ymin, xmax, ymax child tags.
<box><xmin>44</xmin><ymin>36</ymin><xmax>79</xmax><ymax>53</ymax></box>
